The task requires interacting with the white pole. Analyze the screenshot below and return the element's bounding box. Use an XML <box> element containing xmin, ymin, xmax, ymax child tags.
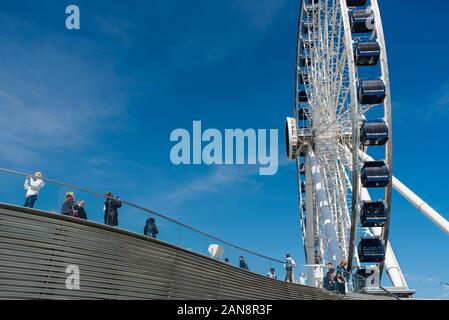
<box><xmin>305</xmin><ymin>155</ymin><xmax>317</xmax><ymax>283</ymax></box>
<box><xmin>308</xmin><ymin>148</ymin><xmax>343</xmax><ymax>264</ymax></box>
<box><xmin>392</xmin><ymin>177</ymin><xmax>449</xmax><ymax>236</ymax></box>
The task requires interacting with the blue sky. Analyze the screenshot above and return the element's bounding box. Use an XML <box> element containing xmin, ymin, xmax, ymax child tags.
<box><xmin>0</xmin><ymin>0</ymin><xmax>448</xmax><ymax>299</ymax></box>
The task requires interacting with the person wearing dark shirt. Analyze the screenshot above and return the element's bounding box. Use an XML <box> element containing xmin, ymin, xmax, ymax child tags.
<box><xmin>61</xmin><ymin>192</ymin><xmax>75</xmax><ymax>216</ymax></box>
<box><xmin>144</xmin><ymin>217</ymin><xmax>159</xmax><ymax>238</ymax></box>
<box><xmin>75</xmin><ymin>200</ymin><xmax>88</xmax><ymax>220</ymax></box>
<box><xmin>104</xmin><ymin>192</ymin><xmax>122</xmax><ymax>227</ymax></box>
<box><xmin>239</xmin><ymin>256</ymin><xmax>249</xmax><ymax>271</ymax></box>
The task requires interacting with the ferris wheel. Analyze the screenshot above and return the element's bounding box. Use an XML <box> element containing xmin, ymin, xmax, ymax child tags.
<box><xmin>285</xmin><ymin>0</ymin><xmax>409</xmax><ymax>289</ymax></box>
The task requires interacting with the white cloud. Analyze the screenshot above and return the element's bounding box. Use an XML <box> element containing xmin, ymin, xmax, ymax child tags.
<box><xmin>229</xmin><ymin>0</ymin><xmax>287</xmax><ymax>31</ymax></box>
<box><xmin>407</xmin><ymin>80</ymin><xmax>449</xmax><ymax>121</ymax></box>
<box><xmin>430</xmin><ymin>81</ymin><xmax>449</xmax><ymax>114</ymax></box>
<box><xmin>404</xmin><ymin>273</ymin><xmax>439</xmax><ymax>284</ymax></box>
<box><xmin>159</xmin><ymin>166</ymin><xmax>260</xmax><ymax>206</ymax></box>
<box><xmin>94</xmin><ymin>15</ymin><xmax>133</xmax><ymax>46</ymax></box>
<box><xmin>0</xmin><ymin>13</ymin><xmax>126</xmax><ymax>167</ymax></box>
<box><xmin>143</xmin><ymin>155</ymin><xmax>290</xmax><ymax>209</ymax></box>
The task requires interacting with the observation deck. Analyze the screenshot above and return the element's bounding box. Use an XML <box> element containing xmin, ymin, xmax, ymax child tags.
<box><xmin>0</xmin><ymin>203</ymin><xmax>394</xmax><ymax>300</ymax></box>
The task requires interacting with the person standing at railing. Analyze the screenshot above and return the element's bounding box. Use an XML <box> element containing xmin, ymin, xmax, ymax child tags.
<box><xmin>328</xmin><ymin>270</ymin><xmax>338</xmax><ymax>293</ymax></box>
<box><xmin>61</xmin><ymin>192</ymin><xmax>76</xmax><ymax>216</ymax></box>
<box><xmin>299</xmin><ymin>272</ymin><xmax>307</xmax><ymax>285</ymax></box>
<box><xmin>323</xmin><ymin>262</ymin><xmax>335</xmax><ymax>291</ymax></box>
<box><xmin>314</xmin><ymin>266</ymin><xmax>324</xmax><ymax>288</ymax></box>
<box><xmin>23</xmin><ymin>171</ymin><xmax>45</xmax><ymax>209</ymax></box>
<box><xmin>336</xmin><ymin>272</ymin><xmax>346</xmax><ymax>295</ymax></box>
<box><xmin>239</xmin><ymin>256</ymin><xmax>249</xmax><ymax>271</ymax></box>
<box><xmin>284</xmin><ymin>254</ymin><xmax>296</xmax><ymax>283</ymax></box>
<box><xmin>75</xmin><ymin>200</ymin><xmax>88</xmax><ymax>220</ymax></box>
<box><xmin>144</xmin><ymin>217</ymin><xmax>159</xmax><ymax>239</ymax></box>
<box><xmin>104</xmin><ymin>192</ymin><xmax>122</xmax><ymax>227</ymax></box>
<box><xmin>335</xmin><ymin>259</ymin><xmax>347</xmax><ymax>295</ymax></box>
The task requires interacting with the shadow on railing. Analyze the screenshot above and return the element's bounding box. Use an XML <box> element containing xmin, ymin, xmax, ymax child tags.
<box><xmin>0</xmin><ymin>167</ymin><xmax>371</xmax><ymax>295</ymax></box>
<box><xmin>379</xmin><ymin>286</ymin><xmax>402</xmax><ymax>300</ymax></box>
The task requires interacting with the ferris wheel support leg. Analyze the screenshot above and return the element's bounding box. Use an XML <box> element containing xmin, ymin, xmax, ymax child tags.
<box><xmin>358</xmin><ymin>150</ymin><xmax>449</xmax><ymax>236</ymax></box>
<box><xmin>308</xmin><ymin>147</ymin><xmax>343</xmax><ymax>264</ymax></box>
<box><xmin>392</xmin><ymin>177</ymin><xmax>449</xmax><ymax>236</ymax></box>
<box><xmin>305</xmin><ymin>155</ymin><xmax>318</xmax><ymax>284</ymax></box>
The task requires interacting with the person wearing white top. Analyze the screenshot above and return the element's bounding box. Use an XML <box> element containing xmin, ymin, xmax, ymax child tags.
<box><xmin>23</xmin><ymin>171</ymin><xmax>45</xmax><ymax>208</ymax></box>
<box><xmin>299</xmin><ymin>272</ymin><xmax>307</xmax><ymax>285</ymax></box>
<box><xmin>267</xmin><ymin>268</ymin><xmax>277</xmax><ymax>280</ymax></box>
<box><xmin>314</xmin><ymin>266</ymin><xmax>324</xmax><ymax>288</ymax></box>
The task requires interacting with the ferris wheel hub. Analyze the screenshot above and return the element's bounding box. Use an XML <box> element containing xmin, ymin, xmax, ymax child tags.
<box><xmin>286</xmin><ymin>117</ymin><xmax>313</xmax><ymax>160</ymax></box>
<box><xmin>285</xmin><ymin>117</ymin><xmax>299</xmax><ymax>160</ymax></box>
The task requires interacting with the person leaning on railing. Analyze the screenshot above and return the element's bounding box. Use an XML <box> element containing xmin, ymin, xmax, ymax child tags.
<box><xmin>23</xmin><ymin>171</ymin><xmax>45</xmax><ymax>209</ymax></box>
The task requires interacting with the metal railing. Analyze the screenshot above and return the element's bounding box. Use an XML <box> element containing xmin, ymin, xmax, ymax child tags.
<box><xmin>0</xmin><ymin>167</ymin><xmax>373</xmax><ymax>295</ymax></box>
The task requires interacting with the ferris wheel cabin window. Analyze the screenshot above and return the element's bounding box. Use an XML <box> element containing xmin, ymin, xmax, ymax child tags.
<box><xmin>346</xmin><ymin>0</ymin><xmax>368</xmax><ymax>7</ymax></box>
<box><xmin>361</xmin><ymin>161</ymin><xmax>390</xmax><ymax>188</ymax></box>
<box><xmin>350</xmin><ymin>10</ymin><xmax>375</xmax><ymax>34</ymax></box>
<box><xmin>358</xmin><ymin>79</ymin><xmax>387</xmax><ymax>105</ymax></box>
<box><xmin>360</xmin><ymin>200</ymin><xmax>388</xmax><ymax>228</ymax></box>
<box><xmin>358</xmin><ymin>238</ymin><xmax>385</xmax><ymax>263</ymax></box>
<box><xmin>360</xmin><ymin>120</ymin><xmax>389</xmax><ymax>146</ymax></box>
<box><xmin>355</xmin><ymin>41</ymin><xmax>381</xmax><ymax>66</ymax></box>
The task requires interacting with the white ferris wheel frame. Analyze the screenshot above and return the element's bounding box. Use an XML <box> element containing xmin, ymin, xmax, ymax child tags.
<box><xmin>292</xmin><ymin>0</ymin><xmax>405</xmax><ymax>289</ymax></box>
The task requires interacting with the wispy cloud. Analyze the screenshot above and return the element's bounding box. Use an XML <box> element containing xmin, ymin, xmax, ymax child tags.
<box><xmin>405</xmin><ymin>79</ymin><xmax>449</xmax><ymax>121</ymax></box>
<box><xmin>0</xmin><ymin>12</ymin><xmax>126</xmax><ymax>168</ymax></box>
<box><xmin>403</xmin><ymin>273</ymin><xmax>449</xmax><ymax>299</ymax></box>
<box><xmin>142</xmin><ymin>155</ymin><xmax>290</xmax><ymax>210</ymax></box>
<box><xmin>229</xmin><ymin>0</ymin><xmax>287</xmax><ymax>31</ymax></box>
<box><xmin>405</xmin><ymin>273</ymin><xmax>439</xmax><ymax>284</ymax></box>
<box><xmin>94</xmin><ymin>15</ymin><xmax>133</xmax><ymax>46</ymax></box>
<box><xmin>148</xmin><ymin>166</ymin><xmax>260</xmax><ymax>209</ymax></box>
<box><xmin>429</xmin><ymin>81</ymin><xmax>449</xmax><ymax>115</ymax></box>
